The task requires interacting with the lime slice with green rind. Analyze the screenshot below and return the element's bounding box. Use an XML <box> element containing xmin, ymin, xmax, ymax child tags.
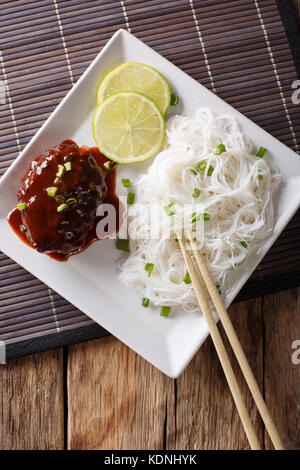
<box><xmin>97</xmin><ymin>62</ymin><xmax>171</xmax><ymax>115</ymax></box>
<box><xmin>93</xmin><ymin>91</ymin><xmax>165</xmax><ymax>164</ymax></box>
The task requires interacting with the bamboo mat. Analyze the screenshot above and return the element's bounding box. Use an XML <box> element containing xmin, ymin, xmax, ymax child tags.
<box><xmin>0</xmin><ymin>0</ymin><xmax>300</xmax><ymax>359</ymax></box>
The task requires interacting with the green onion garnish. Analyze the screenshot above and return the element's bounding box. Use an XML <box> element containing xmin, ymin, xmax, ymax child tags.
<box><xmin>240</xmin><ymin>241</ymin><xmax>248</xmax><ymax>248</ymax></box>
<box><xmin>54</xmin><ymin>177</ymin><xmax>61</xmax><ymax>185</ymax></box>
<box><xmin>191</xmin><ymin>212</ymin><xmax>200</xmax><ymax>224</ymax></box>
<box><xmin>17</xmin><ymin>202</ymin><xmax>26</xmax><ymax>211</ymax></box>
<box><xmin>170</xmin><ymin>93</ymin><xmax>179</xmax><ymax>105</ymax></box>
<box><xmin>47</xmin><ymin>187</ymin><xmax>58</xmax><ymax>198</ymax></box>
<box><xmin>64</xmin><ymin>161</ymin><xmax>72</xmax><ymax>172</ymax></box>
<box><xmin>174</xmin><ymin>234</ymin><xmax>179</xmax><ymax>242</ymax></box>
<box><xmin>66</xmin><ymin>197</ymin><xmax>77</xmax><ymax>205</ymax></box>
<box><xmin>192</xmin><ymin>188</ymin><xmax>200</xmax><ymax>198</ymax></box>
<box><xmin>57</xmin><ymin>203</ymin><xmax>68</xmax><ymax>212</ymax></box>
<box><xmin>142</xmin><ymin>297</ymin><xmax>149</xmax><ymax>308</ymax></box>
<box><xmin>256</xmin><ymin>147</ymin><xmax>267</xmax><ymax>158</ymax></box>
<box><xmin>198</xmin><ymin>162</ymin><xmax>207</xmax><ymax>171</ymax></box>
<box><xmin>160</xmin><ymin>306</ymin><xmax>171</xmax><ymax>317</ymax></box>
<box><xmin>145</xmin><ymin>263</ymin><xmax>154</xmax><ymax>277</ymax></box>
<box><xmin>164</xmin><ymin>203</ymin><xmax>176</xmax><ymax>216</ymax></box>
<box><xmin>90</xmin><ymin>182</ymin><xmax>97</xmax><ymax>191</ymax></box>
<box><xmin>183</xmin><ymin>272</ymin><xmax>192</xmax><ymax>284</ymax></box>
<box><xmin>55</xmin><ymin>194</ymin><xmax>65</xmax><ymax>204</ymax></box>
<box><xmin>258</xmin><ymin>173</ymin><xmax>263</xmax><ymax>180</ymax></box>
<box><xmin>127</xmin><ymin>192</ymin><xmax>135</xmax><ymax>205</ymax></box>
<box><xmin>122</xmin><ymin>178</ymin><xmax>131</xmax><ymax>187</ymax></box>
<box><xmin>191</xmin><ymin>162</ymin><xmax>207</xmax><ymax>175</ymax></box>
<box><xmin>216</xmin><ymin>283</ymin><xmax>222</xmax><ymax>295</ymax></box>
<box><xmin>191</xmin><ymin>212</ymin><xmax>210</xmax><ymax>223</ymax></box>
<box><xmin>214</xmin><ymin>144</ymin><xmax>226</xmax><ymax>155</ymax></box>
<box><xmin>56</xmin><ymin>164</ymin><xmax>65</xmax><ymax>178</ymax></box>
<box><xmin>116</xmin><ymin>239</ymin><xmax>130</xmax><ymax>252</ymax></box>
<box><xmin>104</xmin><ymin>161</ymin><xmax>117</xmax><ymax>170</ymax></box>
<box><xmin>207</xmin><ymin>165</ymin><xmax>214</xmax><ymax>176</ymax></box>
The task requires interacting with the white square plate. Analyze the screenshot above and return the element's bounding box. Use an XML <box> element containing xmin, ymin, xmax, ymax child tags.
<box><xmin>0</xmin><ymin>30</ymin><xmax>300</xmax><ymax>377</ymax></box>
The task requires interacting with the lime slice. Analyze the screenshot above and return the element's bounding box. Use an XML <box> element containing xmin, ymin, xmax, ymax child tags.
<box><xmin>97</xmin><ymin>62</ymin><xmax>171</xmax><ymax>115</ymax></box>
<box><xmin>93</xmin><ymin>91</ymin><xmax>165</xmax><ymax>164</ymax></box>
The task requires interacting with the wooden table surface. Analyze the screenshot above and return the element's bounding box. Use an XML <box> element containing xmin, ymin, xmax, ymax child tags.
<box><xmin>0</xmin><ymin>2</ymin><xmax>300</xmax><ymax>451</ymax></box>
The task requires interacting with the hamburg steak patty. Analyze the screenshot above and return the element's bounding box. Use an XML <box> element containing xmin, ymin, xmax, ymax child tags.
<box><xmin>16</xmin><ymin>140</ymin><xmax>108</xmax><ymax>257</ymax></box>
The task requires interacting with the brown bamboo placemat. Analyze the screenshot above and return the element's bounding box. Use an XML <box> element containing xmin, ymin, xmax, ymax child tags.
<box><xmin>1</xmin><ymin>0</ymin><xmax>300</xmax><ymax>360</ymax></box>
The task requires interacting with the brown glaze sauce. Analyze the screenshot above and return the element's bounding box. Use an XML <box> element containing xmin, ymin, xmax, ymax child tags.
<box><xmin>8</xmin><ymin>139</ymin><xmax>120</xmax><ymax>261</ymax></box>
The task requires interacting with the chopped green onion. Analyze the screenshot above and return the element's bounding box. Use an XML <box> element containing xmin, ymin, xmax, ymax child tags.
<box><xmin>192</xmin><ymin>188</ymin><xmax>200</xmax><ymax>198</ymax></box>
<box><xmin>64</xmin><ymin>161</ymin><xmax>72</xmax><ymax>172</ymax></box>
<box><xmin>174</xmin><ymin>234</ymin><xmax>179</xmax><ymax>242</ymax></box>
<box><xmin>104</xmin><ymin>161</ymin><xmax>117</xmax><ymax>170</ymax></box>
<box><xmin>170</xmin><ymin>93</ymin><xmax>179</xmax><ymax>105</ymax></box>
<box><xmin>90</xmin><ymin>182</ymin><xmax>97</xmax><ymax>191</ymax></box>
<box><xmin>214</xmin><ymin>144</ymin><xmax>226</xmax><ymax>155</ymax></box>
<box><xmin>198</xmin><ymin>162</ymin><xmax>207</xmax><ymax>171</ymax></box>
<box><xmin>57</xmin><ymin>203</ymin><xmax>68</xmax><ymax>212</ymax></box>
<box><xmin>127</xmin><ymin>192</ymin><xmax>135</xmax><ymax>205</ymax></box>
<box><xmin>54</xmin><ymin>177</ymin><xmax>61</xmax><ymax>185</ymax></box>
<box><xmin>55</xmin><ymin>195</ymin><xmax>65</xmax><ymax>204</ymax></box>
<box><xmin>191</xmin><ymin>212</ymin><xmax>210</xmax><ymax>223</ymax></box>
<box><xmin>47</xmin><ymin>187</ymin><xmax>58</xmax><ymax>198</ymax></box>
<box><xmin>207</xmin><ymin>165</ymin><xmax>214</xmax><ymax>176</ymax></box>
<box><xmin>191</xmin><ymin>162</ymin><xmax>206</xmax><ymax>175</ymax></box>
<box><xmin>56</xmin><ymin>164</ymin><xmax>65</xmax><ymax>178</ymax></box>
<box><xmin>183</xmin><ymin>272</ymin><xmax>192</xmax><ymax>284</ymax></box>
<box><xmin>160</xmin><ymin>306</ymin><xmax>171</xmax><ymax>317</ymax></box>
<box><xmin>142</xmin><ymin>297</ymin><xmax>150</xmax><ymax>308</ymax></box>
<box><xmin>258</xmin><ymin>174</ymin><xmax>263</xmax><ymax>180</ymax></box>
<box><xmin>66</xmin><ymin>197</ymin><xmax>77</xmax><ymax>205</ymax></box>
<box><xmin>64</xmin><ymin>154</ymin><xmax>72</xmax><ymax>162</ymax></box>
<box><xmin>116</xmin><ymin>239</ymin><xmax>130</xmax><ymax>252</ymax></box>
<box><xmin>122</xmin><ymin>178</ymin><xmax>131</xmax><ymax>187</ymax></box>
<box><xmin>145</xmin><ymin>263</ymin><xmax>154</xmax><ymax>277</ymax></box>
<box><xmin>17</xmin><ymin>202</ymin><xmax>26</xmax><ymax>211</ymax></box>
<box><xmin>216</xmin><ymin>283</ymin><xmax>222</xmax><ymax>295</ymax></box>
<box><xmin>164</xmin><ymin>203</ymin><xmax>176</xmax><ymax>216</ymax></box>
<box><xmin>191</xmin><ymin>212</ymin><xmax>200</xmax><ymax>224</ymax></box>
<box><xmin>256</xmin><ymin>147</ymin><xmax>267</xmax><ymax>158</ymax></box>
<box><xmin>240</xmin><ymin>241</ymin><xmax>248</xmax><ymax>248</ymax></box>
<box><xmin>20</xmin><ymin>225</ymin><xmax>26</xmax><ymax>232</ymax></box>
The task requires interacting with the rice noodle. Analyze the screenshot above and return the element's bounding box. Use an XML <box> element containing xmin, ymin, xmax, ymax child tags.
<box><xmin>119</xmin><ymin>108</ymin><xmax>281</xmax><ymax>311</ymax></box>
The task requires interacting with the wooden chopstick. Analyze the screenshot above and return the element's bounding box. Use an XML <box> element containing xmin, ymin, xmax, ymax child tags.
<box><xmin>185</xmin><ymin>230</ymin><xmax>284</xmax><ymax>450</ymax></box>
<box><xmin>177</xmin><ymin>234</ymin><xmax>261</xmax><ymax>450</ymax></box>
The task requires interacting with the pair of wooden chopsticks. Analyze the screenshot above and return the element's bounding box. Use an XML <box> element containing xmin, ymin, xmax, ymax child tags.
<box><xmin>177</xmin><ymin>230</ymin><xmax>284</xmax><ymax>450</ymax></box>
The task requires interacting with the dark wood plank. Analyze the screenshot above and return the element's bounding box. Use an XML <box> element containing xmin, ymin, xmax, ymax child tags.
<box><xmin>67</xmin><ymin>336</ymin><xmax>172</xmax><ymax>450</ymax></box>
<box><xmin>263</xmin><ymin>287</ymin><xmax>300</xmax><ymax>450</ymax></box>
<box><xmin>168</xmin><ymin>298</ymin><xmax>264</xmax><ymax>450</ymax></box>
<box><xmin>0</xmin><ymin>349</ymin><xmax>64</xmax><ymax>450</ymax></box>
